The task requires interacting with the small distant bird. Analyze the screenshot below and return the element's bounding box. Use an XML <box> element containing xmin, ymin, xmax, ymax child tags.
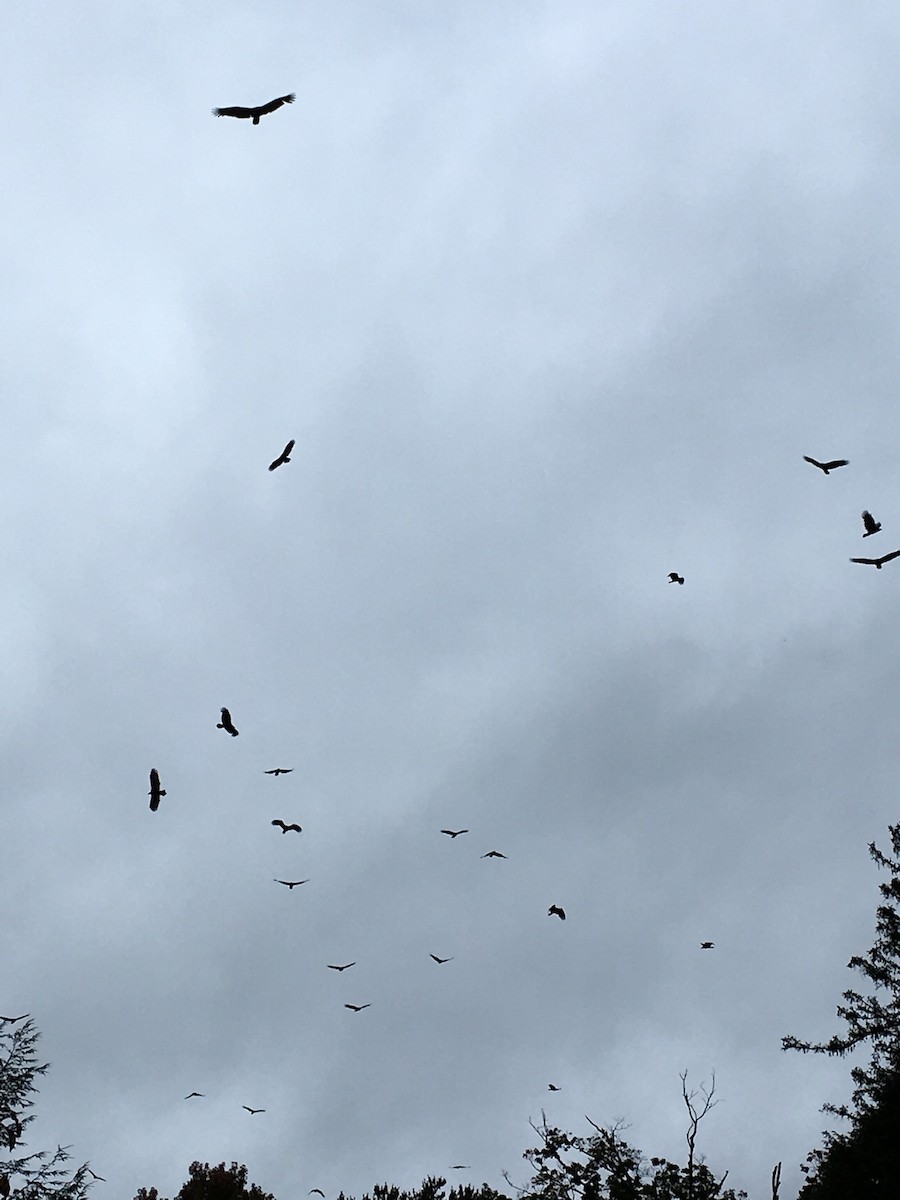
<box><xmin>548</xmin><ymin>905</ymin><xmax>566</xmax><ymax>920</ymax></box>
<box><xmin>0</xmin><ymin>1015</ymin><xmax>27</xmax><ymax>1024</ymax></box>
<box><xmin>184</xmin><ymin>1092</ymin><xmax>204</xmax><ymax>1100</ymax></box>
<box><xmin>481</xmin><ymin>850</ymin><xmax>507</xmax><ymax>859</ymax></box>
<box><xmin>264</xmin><ymin>768</ymin><xmax>293</xmax><ymax>776</ymax></box>
<box><xmin>344</xmin><ymin>1003</ymin><xmax>371</xmax><ymax>1012</ymax></box>
<box><xmin>86</xmin><ymin>1170</ymin><xmax>106</xmax><ymax>1183</ymax></box>
<box><xmin>803</xmin><ymin>455</ymin><xmax>849</xmax><ymax>475</ymax></box>
<box><xmin>213</xmin><ymin>93</ymin><xmax>296</xmax><ymax>124</ymax></box>
<box><xmin>242</xmin><ymin>1106</ymin><xmax>266</xmax><ymax>1115</ymax></box>
<box><xmin>271</xmin><ymin>819</ymin><xmax>303</xmax><ymax>834</ymax></box>
<box><xmin>309</xmin><ymin>1191</ymin><xmax>325</xmax><ymax>1197</ymax></box>
<box><xmin>430</xmin><ymin>954</ymin><xmax>454</xmax><ymax>964</ymax></box>
<box><xmin>148</xmin><ymin>768</ymin><xmax>166</xmax><ymax>812</ymax></box>
<box><xmin>441</xmin><ymin>828</ymin><xmax>469</xmax><ymax>838</ymax></box>
<box><xmin>274</xmin><ymin>879</ymin><xmax>309</xmax><ymax>889</ymax></box>
<box><xmin>700</xmin><ymin>942</ymin><xmax>715</xmax><ymax>949</ymax></box>
<box><xmin>862</xmin><ymin>511</ymin><xmax>882</xmax><ymax>537</ymax></box>
<box><xmin>327</xmin><ymin>962</ymin><xmax>356</xmax><ymax>972</ymax></box>
<box><xmin>268</xmin><ymin>440</ymin><xmax>295</xmax><ymax>472</ymax></box>
<box><xmin>850</xmin><ymin>549</ymin><xmax>900</xmax><ymax>569</ymax></box>
<box><xmin>217</xmin><ymin>707</ymin><xmax>239</xmax><ymax>736</ymax></box>
<box><xmin>548</xmin><ymin>1084</ymin><xmax>561</xmax><ymax>1092</ymax></box>
<box><xmin>668</xmin><ymin>572</ymin><xmax>684</xmax><ymax>585</ymax></box>
<box><xmin>450</xmin><ymin>1166</ymin><xmax>471</xmax><ymax>1171</ymax></box>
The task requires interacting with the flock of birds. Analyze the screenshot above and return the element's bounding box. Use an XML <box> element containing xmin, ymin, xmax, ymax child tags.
<box><xmin>801</xmin><ymin>455</ymin><xmax>900</xmax><ymax>568</ymax></box>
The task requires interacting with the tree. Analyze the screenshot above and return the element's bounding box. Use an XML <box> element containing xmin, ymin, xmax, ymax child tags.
<box><xmin>783</xmin><ymin>822</ymin><xmax>900</xmax><ymax>1196</ymax></box>
<box><xmin>0</xmin><ymin>1015</ymin><xmax>95</xmax><ymax>1200</ymax></box>
<box><xmin>133</xmin><ymin>1162</ymin><xmax>276</xmax><ymax>1200</ymax></box>
<box><xmin>335</xmin><ymin>1180</ymin><xmax>509</xmax><ymax>1200</ymax></box>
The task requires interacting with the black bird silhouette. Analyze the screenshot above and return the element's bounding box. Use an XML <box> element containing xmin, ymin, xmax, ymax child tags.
<box><xmin>481</xmin><ymin>850</ymin><xmax>507</xmax><ymax>859</ymax></box>
<box><xmin>862</xmin><ymin>511</ymin><xmax>882</xmax><ymax>537</ymax></box>
<box><xmin>344</xmin><ymin>1003</ymin><xmax>371</xmax><ymax>1012</ymax></box>
<box><xmin>242</xmin><ymin>1106</ymin><xmax>266</xmax><ymax>1115</ymax></box>
<box><xmin>264</xmin><ymin>768</ymin><xmax>293</xmax><ymax>776</ymax></box>
<box><xmin>217</xmin><ymin>707</ymin><xmax>239</xmax><ymax>736</ymax></box>
<box><xmin>450</xmin><ymin>1166</ymin><xmax>471</xmax><ymax>1171</ymax></box>
<box><xmin>148</xmin><ymin>768</ymin><xmax>166</xmax><ymax>812</ymax></box>
<box><xmin>850</xmin><ymin>549</ymin><xmax>900</xmax><ymax>569</ymax></box>
<box><xmin>274</xmin><ymin>879</ymin><xmax>309</xmax><ymax>889</ymax></box>
<box><xmin>327</xmin><ymin>962</ymin><xmax>356</xmax><ymax>971</ymax></box>
<box><xmin>548</xmin><ymin>905</ymin><xmax>566</xmax><ymax>920</ymax></box>
<box><xmin>668</xmin><ymin>572</ymin><xmax>684</xmax><ymax>585</ymax></box>
<box><xmin>441</xmin><ymin>829</ymin><xmax>469</xmax><ymax>838</ymax></box>
<box><xmin>700</xmin><ymin>941</ymin><xmax>715</xmax><ymax>949</ymax></box>
<box><xmin>548</xmin><ymin>1084</ymin><xmax>561</xmax><ymax>1092</ymax></box>
<box><xmin>213</xmin><ymin>93</ymin><xmax>295</xmax><ymax>124</ymax></box>
<box><xmin>430</xmin><ymin>954</ymin><xmax>454</xmax><ymax>964</ymax></box>
<box><xmin>272</xmin><ymin>820</ymin><xmax>303</xmax><ymax>834</ymax></box>
<box><xmin>309</xmin><ymin>1191</ymin><xmax>325</xmax><ymax>1197</ymax></box>
<box><xmin>268</xmin><ymin>440</ymin><xmax>295</xmax><ymax>471</ymax></box>
<box><xmin>184</xmin><ymin>1092</ymin><xmax>204</xmax><ymax>1100</ymax></box>
<box><xmin>86</xmin><ymin>1170</ymin><xmax>106</xmax><ymax>1183</ymax></box>
<box><xmin>0</xmin><ymin>1015</ymin><xmax>27</xmax><ymax>1024</ymax></box>
<box><xmin>803</xmin><ymin>455</ymin><xmax>849</xmax><ymax>475</ymax></box>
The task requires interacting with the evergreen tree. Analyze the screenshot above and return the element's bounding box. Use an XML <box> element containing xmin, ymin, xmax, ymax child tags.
<box><xmin>133</xmin><ymin>1162</ymin><xmax>275</xmax><ymax>1200</ymax></box>
<box><xmin>783</xmin><ymin>822</ymin><xmax>900</xmax><ymax>1196</ymax></box>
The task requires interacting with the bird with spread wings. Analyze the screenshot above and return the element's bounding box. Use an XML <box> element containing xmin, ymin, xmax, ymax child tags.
<box><xmin>214</xmin><ymin>94</ymin><xmax>295</xmax><ymax>125</ymax></box>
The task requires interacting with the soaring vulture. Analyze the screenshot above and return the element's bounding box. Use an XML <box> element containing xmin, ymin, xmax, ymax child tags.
<box><xmin>217</xmin><ymin>707</ymin><xmax>239</xmax><ymax>736</ymax></box>
<box><xmin>272</xmin><ymin>819</ymin><xmax>302</xmax><ymax>834</ymax></box>
<box><xmin>668</xmin><ymin>572</ymin><xmax>684</xmax><ymax>585</ymax></box>
<box><xmin>344</xmin><ymin>1003</ymin><xmax>371</xmax><ymax>1012</ymax></box>
<box><xmin>184</xmin><ymin>1092</ymin><xmax>204</xmax><ymax>1100</ymax></box>
<box><xmin>430</xmin><ymin>954</ymin><xmax>454</xmax><ymax>964</ymax></box>
<box><xmin>862</xmin><ymin>510</ymin><xmax>882</xmax><ymax>537</ymax></box>
<box><xmin>327</xmin><ymin>962</ymin><xmax>356</xmax><ymax>972</ymax></box>
<box><xmin>242</xmin><ymin>1106</ymin><xmax>266</xmax><ymax>1114</ymax></box>
<box><xmin>700</xmin><ymin>941</ymin><xmax>715</xmax><ymax>949</ymax></box>
<box><xmin>548</xmin><ymin>1083</ymin><xmax>561</xmax><ymax>1092</ymax></box>
<box><xmin>309</xmin><ymin>1191</ymin><xmax>325</xmax><ymax>1197</ymax></box>
<box><xmin>274</xmin><ymin>878</ymin><xmax>309</xmax><ymax>889</ymax></box>
<box><xmin>149</xmin><ymin>768</ymin><xmax>166</xmax><ymax>812</ymax></box>
<box><xmin>440</xmin><ymin>828</ymin><xmax>469</xmax><ymax>838</ymax></box>
<box><xmin>213</xmin><ymin>93</ymin><xmax>296</xmax><ymax>124</ymax></box>
<box><xmin>850</xmin><ymin>549</ymin><xmax>900</xmax><ymax>569</ymax></box>
<box><xmin>548</xmin><ymin>905</ymin><xmax>566</xmax><ymax>920</ymax></box>
<box><xmin>481</xmin><ymin>850</ymin><xmax>507</xmax><ymax>859</ymax></box>
<box><xmin>264</xmin><ymin>767</ymin><xmax>293</xmax><ymax>776</ymax></box>
<box><xmin>803</xmin><ymin>455</ymin><xmax>849</xmax><ymax>475</ymax></box>
<box><xmin>268</xmin><ymin>440</ymin><xmax>295</xmax><ymax>471</ymax></box>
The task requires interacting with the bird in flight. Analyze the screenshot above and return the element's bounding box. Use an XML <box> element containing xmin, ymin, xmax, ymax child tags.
<box><xmin>217</xmin><ymin>707</ymin><xmax>239</xmax><ymax>736</ymax></box>
<box><xmin>700</xmin><ymin>941</ymin><xmax>715</xmax><ymax>949</ymax></box>
<box><xmin>184</xmin><ymin>1092</ymin><xmax>204</xmax><ymax>1100</ymax></box>
<box><xmin>862</xmin><ymin>511</ymin><xmax>882</xmax><ymax>537</ymax></box>
<box><xmin>309</xmin><ymin>1191</ymin><xmax>325</xmax><ymax>1197</ymax></box>
<box><xmin>481</xmin><ymin>850</ymin><xmax>507</xmax><ymax>859</ymax></box>
<box><xmin>0</xmin><ymin>1014</ymin><xmax>27</xmax><ymax>1024</ymax></box>
<box><xmin>430</xmin><ymin>954</ymin><xmax>454</xmax><ymax>964</ymax></box>
<box><xmin>148</xmin><ymin>768</ymin><xmax>166</xmax><ymax>812</ymax></box>
<box><xmin>450</xmin><ymin>1166</ymin><xmax>471</xmax><ymax>1171</ymax></box>
<box><xmin>441</xmin><ymin>828</ymin><xmax>469</xmax><ymax>838</ymax></box>
<box><xmin>803</xmin><ymin>455</ymin><xmax>849</xmax><ymax>475</ymax></box>
<box><xmin>86</xmin><ymin>1170</ymin><xmax>106</xmax><ymax>1183</ymax></box>
<box><xmin>242</xmin><ymin>1106</ymin><xmax>266</xmax><ymax>1115</ymax></box>
<box><xmin>327</xmin><ymin>962</ymin><xmax>356</xmax><ymax>972</ymax></box>
<box><xmin>548</xmin><ymin>905</ymin><xmax>566</xmax><ymax>920</ymax></box>
<box><xmin>268</xmin><ymin>439</ymin><xmax>295</xmax><ymax>472</ymax></box>
<box><xmin>850</xmin><ymin>549</ymin><xmax>900</xmax><ymax>569</ymax></box>
<box><xmin>264</xmin><ymin>768</ymin><xmax>293</xmax><ymax>776</ymax></box>
<box><xmin>668</xmin><ymin>572</ymin><xmax>684</xmax><ymax>585</ymax></box>
<box><xmin>213</xmin><ymin>93</ymin><xmax>296</xmax><ymax>125</ymax></box>
<box><xmin>274</xmin><ymin>879</ymin><xmax>309</xmax><ymax>889</ymax></box>
<box><xmin>271</xmin><ymin>819</ymin><xmax>302</xmax><ymax>834</ymax></box>
<box><xmin>344</xmin><ymin>1003</ymin><xmax>371</xmax><ymax>1012</ymax></box>
<box><xmin>548</xmin><ymin>1084</ymin><xmax>561</xmax><ymax>1092</ymax></box>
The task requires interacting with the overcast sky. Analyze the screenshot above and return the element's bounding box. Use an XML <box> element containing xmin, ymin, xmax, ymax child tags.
<box><xmin>4</xmin><ymin>3</ymin><xmax>900</xmax><ymax>1198</ymax></box>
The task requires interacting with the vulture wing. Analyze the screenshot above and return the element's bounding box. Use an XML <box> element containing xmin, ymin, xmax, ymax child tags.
<box><xmin>257</xmin><ymin>93</ymin><xmax>296</xmax><ymax>115</ymax></box>
<box><xmin>213</xmin><ymin>106</ymin><xmax>253</xmax><ymax>119</ymax></box>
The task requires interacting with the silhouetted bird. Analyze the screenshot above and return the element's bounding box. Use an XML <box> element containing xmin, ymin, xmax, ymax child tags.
<box><xmin>274</xmin><ymin>879</ymin><xmax>309</xmax><ymax>889</ymax></box>
<box><xmin>481</xmin><ymin>850</ymin><xmax>507</xmax><ymax>859</ymax></box>
<box><xmin>309</xmin><ymin>1191</ymin><xmax>325</xmax><ymax>1197</ymax></box>
<box><xmin>264</xmin><ymin>768</ymin><xmax>293</xmax><ymax>776</ymax></box>
<box><xmin>700</xmin><ymin>942</ymin><xmax>715</xmax><ymax>949</ymax></box>
<box><xmin>430</xmin><ymin>954</ymin><xmax>454</xmax><ymax>964</ymax></box>
<box><xmin>217</xmin><ymin>707</ymin><xmax>239</xmax><ymax>736</ymax></box>
<box><xmin>548</xmin><ymin>905</ymin><xmax>566</xmax><ymax>920</ymax></box>
<box><xmin>344</xmin><ymin>1003</ymin><xmax>371</xmax><ymax>1012</ymax></box>
<box><xmin>268</xmin><ymin>440</ymin><xmax>295</xmax><ymax>471</ymax></box>
<box><xmin>149</xmin><ymin>768</ymin><xmax>166</xmax><ymax>812</ymax></box>
<box><xmin>441</xmin><ymin>829</ymin><xmax>469</xmax><ymax>838</ymax></box>
<box><xmin>184</xmin><ymin>1092</ymin><xmax>204</xmax><ymax>1100</ymax></box>
<box><xmin>271</xmin><ymin>820</ymin><xmax>302</xmax><ymax>834</ymax></box>
<box><xmin>862</xmin><ymin>511</ymin><xmax>882</xmax><ymax>537</ymax></box>
<box><xmin>548</xmin><ymin>1084</ymin><xmax>561</xmax><ymax>1092</ymax></box>
<box><xmin>327</xmin><ymin>962</ymin><xmax>356</xmax><ymax>972</ymax></box>
<box><xmin>86</xmin><ymin>1170</ymin><xmax>106</xmax><ymax>1183</ymax></box>
<box><xmin>213</xmin><ymin>94</ymin><xmax>295</xmax><ymax>124</ymax></box>
<box><xmin>850</xmin><ymin>550</ymin><xmax>900</xmax><ymax>569</ymax></box>
<box><xmin>450</xmin><ymin>1166</ymin><xmax>471</xmax><ymax>1171</ymax></box>
<box><xmin>0</xmin><ymin>1015</ymin><xmax>27</xmax><ymax>1024</ymax></box>
<box><xmin>803</xmin><ymin>455</ymin><xmax>849</xmax><ymax>475</ymax></box>
<box><xmin>242</xmin><ymin>1106</ymin><xmax>266</xmax><ymax>1114</ymax></box>
<box><xmin>668</xmin><ymin>572</ymin><xmax>684</xmax><ymax>585</ymax></box>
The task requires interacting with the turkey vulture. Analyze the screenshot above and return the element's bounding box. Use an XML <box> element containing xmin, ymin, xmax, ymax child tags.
<box><xmin>0</xmin><ymin>1015</ymin><xmax>27</xmax><ymax>1024</ymax></box>
<box><xmin>148</xmin><ymin>768</ymin><xmax>166</xmax><ymax>812</ymax></box>
<box><xmin>213</xmin><ymin>93</ymin><xmax>296</xmax><ymax>124</ymax></box>
<box><xmin>548</xmin><ymin>905</ymin><xmax>566</xmax><ymax>920</ymax></box>
<box><xmin>548</xmin><ymin>1084</ymin><xmax>561</xmax><ymax>1092</ymax></box>
<box><xmin>268</xmin><ymin>440</ymin><xmax>295</xmax><ymax>471</ymax></box>
<box><xmin>700</xmin><ymin>941</ymin><xmax>715</xmax><ymax>949</ymax></box>
<box><xmin>271</xmin><ymin>819</ymin><xmax>302</xmax><ymax>833</ymax></box>
<box><xmin>450</xmin><ymin>1167</ymin><xmax>471</xmax><ymax>1171</ymax></box>
<box><xmin>850</xmin><ymin>549</ymin><xmax>900</xmax><ymax>569</ymax></box>
<box><xmin>441</xmin><ymin>828</ymin><xmax>469</xmax><ymax>838</ymax></box>
<box><xmin>430</xmin><ymin>954</ymin><xmax>454</xmax><ymax>964</ymax></box>
<box><xmin>344</xmin><ymin>1003</ymin><xmax>371</xmax><ymax>1012</ymax></box>
<box><xmin>668</xmin><ymin>572</ymin><xmax>684</xmax><ymax>585</ymax></box>
<box><xmin>217</xmin><ymin>707</ymin><xmax>239</xmax><ymax>736</ymax></box>
<box><xmin>862</xmin><ymin>511</ymin><xmax>882</xmax><ymax>537</ymax></box>
<box><xmin>481</xmin><ymin>850</ymin><xmax>507</xmax><ymax>859</ymax></box>
<box><xmin>86</xmin><ymin>1170</ymin><xmax>106</xmax><ymax>1183</ymax></box>
<box><xmin>327</xmin><ymin>962</ymin><xmax>356</xmax><ymax>971</ymax></box>
<box><xmin>274</xmin><ymin>879</ymin><xmax>309</xmax><ymax>889</ymax></box>
<box><xmin>264</xmin><ymin>768</ymin><xmax>293</xmax><ymax>776</ymax></box>
<box><xmin>803</xmin><ymin>455</ymin><xmax>849</xmax><ymax>474</ymax></box>
<box><xmin>242</xmin><ymin>1106</ymin><xmax>266</xmax><ymax>1115</ymax></box>
<box><xmin>309</xmin><ymin>1191</ymin><xmax>325</xmax><ymax>1197</ymax></box>
<box><xmin>184</xmin><ymin>1092</ymin><xmax>204</xmax><ymax>1100</ymax></box>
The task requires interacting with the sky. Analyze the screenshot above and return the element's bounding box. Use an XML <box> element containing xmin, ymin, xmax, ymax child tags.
<box><xmin>4</xmin><ymin>2</ymin><xmax>900</xmax><ymax>1198</ymax></box>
